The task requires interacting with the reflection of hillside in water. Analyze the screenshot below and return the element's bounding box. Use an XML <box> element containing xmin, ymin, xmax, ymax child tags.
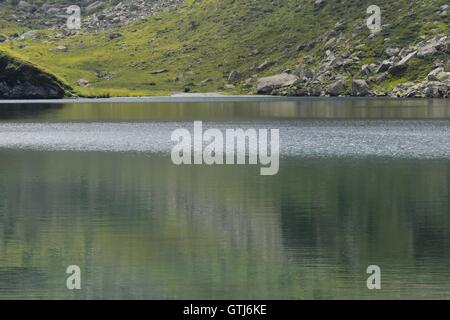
<box><xmin>0</xmin><ymin>152</ymin><xmax>450</xmax><ymax>299</ymax></box>
<box><xmin>1</xmin><ymin>98</ymin><xmax>450</xmax><ymax>122</ymax></box>
<box><xmin>0</xmin><ymin>104</ymin><xmax>64</xmax><ymax>120</ymax></box>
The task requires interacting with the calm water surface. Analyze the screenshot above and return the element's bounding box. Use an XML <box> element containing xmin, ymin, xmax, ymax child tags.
<box><xmin>0</xmin><ymin>97</ymin><xmax>449</xmax><ymax>299</ymax></box>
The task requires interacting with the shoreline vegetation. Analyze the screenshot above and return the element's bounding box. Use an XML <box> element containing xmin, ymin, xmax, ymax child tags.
<box><xmin>0</xmin><ymin>0</ymin><xmax>449</xmax><ymax>99</ymax></box>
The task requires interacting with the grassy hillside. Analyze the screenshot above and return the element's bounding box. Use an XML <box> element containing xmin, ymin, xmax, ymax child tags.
<box><xmin>0</xmin><ymin>0</ymin><xmax>448</xmax><ymax>96</ymax></box>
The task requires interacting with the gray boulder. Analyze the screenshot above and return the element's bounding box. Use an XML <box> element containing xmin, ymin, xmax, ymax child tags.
<box><xmin>46</xmin><ymin>8</ymin><xmax>60</xmax><ymax>15</ymax></box>
<box><xmin>427</xmin><ymin>67</ymin><xmax>450</xmax><ymax>82</ymax></box>
<box><xmin>77</xmin><ymin>79</ymin><xmax>90</xmax><ymax>87</ymax></box>
<box><xmin>416</xmin><ymin>35</ymin><xmax>449</xmax><ymax>57</ymax></box>
<box><xmin>445</xmin><ymin>60</ymin><xmax>450</xmax><ymax>72</ymax></box>
<box><xmin>326</xmin><ymin>79</ymin><xmax>346</xmax><ymax>96</ymax></box>
<box><xmin>361</xmin><ymin>64</ymin><xmax>376</xmax><ymax>76</ymax></box>
<box><xmin>351</xmin><ymin>79</ymin><xmax>370</xmax><ymax>96</ymax></box>
<box><xmin>17</xmin><ymin>1</ymin><xmax>37</xmax><ymax>13</ymax></box>
<box><xmin>228</xmin><ymin>71</ymin><xmax>242</xmax><ymax>82</ymax></box>
<box><xmin>257</xmin><ymin>73</ymin><xmax>298</xmax><ymax>94</ymax></box>
<box><xmin>389</xmin><ymin>51</ymin><xmax>417</xmax><ymax>74</ymax></box>
<box><xmin>293</xmin><ymin>65</ymin><xmax>315</xmax><ymax>81</ymax></box>
<box><xmin>376</xmin><ymin>60</ymin><xmax>393</xmax><ymax>73</ymax></box>
<box><xmin>54</xmin><ymin>45</ymin><xmax>68</xmax><ymax>52</ymax></box>
<box><xmin>417</xmin><ymin>42</ymin><xmax>438</xmax><ymax>58</ymax></box>
<box><xmin>385</xmin><ymin>47</ymin><xmax>400</xmax><ymax>57</ymax></box>
<box><xmin>437</xmin><ymin>37</ymin><xmax>450</xmax><ymax>54</ymax></box>
<box><xmin>422</xmin><ymin>82</ymin><xmax>449</xmax><ymax>98</ymax></box>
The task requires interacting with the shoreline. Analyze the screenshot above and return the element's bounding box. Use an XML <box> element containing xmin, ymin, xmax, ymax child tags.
<box><xmin>0</xmin><ymin>94</ymin><xmax>447</xmax><ymax>104</ymax></box>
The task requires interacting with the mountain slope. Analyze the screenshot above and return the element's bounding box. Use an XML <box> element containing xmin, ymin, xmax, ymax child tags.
<box><xmin>0</xmin><ymin>0</ymin><xmax>449</xmax><ymax>97</ymax></box>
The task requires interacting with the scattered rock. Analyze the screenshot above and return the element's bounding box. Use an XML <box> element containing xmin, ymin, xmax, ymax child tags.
<box><xmin>376</xmin><ymin>60</ymin><xmax>393</xmax><ymax>73</ymax></box>
<box><xmin>361</xmin><ymin>64</ymin><xmax>375</xmax><ymax>76</ymax></box>
<box><xmin>390</xmin><ymin>80</ymin><xmax>449</xmax><ymax>98</ymax></box>
<box><xmin>423</xmin><ymin>81</ymin><xmax>449</xmax><ymax>98</ymax></box>
<box><xmin>437</xmin><ymin>37</ymin><xmax>450</xmax><ymax>54</ymax></box>
<box><xmin>428</xmin><ymin>67</ymin><xmax>450</xmax><ymax>82</ymax></box>
<box><xmin>241</xmin><ymin>78</ymin><xmax>253</xmax><ymax>89</ymax></box>
<box><xmin>18</xmin><ymin>30</ymin><xmax>40</xmax><ymax>40</ymax></box>
<box><xmin>417</xmin><ymin>42</ymin><xmax>438</xmax><ymax>58</ymax></box>
<box><xmin>293</xmin><ymin>65</ymin><xmax>315</xmax><ymax>81</ymax></box>
<box><xmin>17</xmin><ymin>1</ymin><xmax>37</xmax><ymax>13</ymax></box>
<box><xmin>54</xmin><ymin>45</ymin><xmax>68</xmax><ymax>52</ymax></box>
<box><xmin>313</xmin><ymin>0</ymin><xmax>326</xmax><ymax>11</ymax></box>
<box><xmin>86</xmin><ymin>1</ymin><xmax>105</xmax><ymax>14</ymax></box>
<box><xmin>108</xmin><ymin>32</ymin><xmax>123</xmax><ymax>40</ymax></box>
<box><xmin>201</xmin><ymin>78</ymin><xmax>213</xmax><ymax>84</ymax></box>
<box><xmin>77</xmin><ymin>79</ymin><xmax>90</xmax><ymax>87</ymax></box>
<box><xmin>96</xmin><ymin>71</ymin><xmax>113</xmax><ymax>80</ymax></box>
<box><xmin>385</xmin><ymin>47</ymin><xmax>400</xmax><ymax>57</ymax></box>
<box><xmin>371</xmin><ymin>72</ymin><xmax>388</xmax><ymax>84</ymax></box>
<box><xmin>46</xmin><ymin>7</ymin><xmax>60</xmax><ymax>15</ymax></box>
<box><xmin>150</xmin><ymin>69</ymin><xmax>168</xmax><ymax>74</ymax></box>
<box><xmin>326</xmin><ymin>79</ymin><xmax>346</xmax><ymax>96</ymax></box>
<box><xmin>445</xmin><ymin>60</ymin><xmax>450</xmax><ymax>72</ymax></box>
<box><xmin>257</xmin><ymin>60</ymin><xmax>275</xmax><ymax>71</ymax></box>
<box><xmin>438</xmin><ymin>4</ymin><xmax>448</xmax><ymax>17</ymax></box>
<box><xmin>389</xmin><ymin>51</ymin><xmax>417</xmax><ymax>75</ymax></box>
<box><xmin>228</xmin><ymin>70</ymin><xmax>242</xmax><ymax>82</ymax></box>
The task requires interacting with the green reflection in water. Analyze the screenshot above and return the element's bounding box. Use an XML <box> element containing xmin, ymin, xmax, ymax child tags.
<box><xmin>0</xmin><ymin>151</ymin><xmax>449</xmax><ymax>299</ymax></box>
<box><xmin>1</xmin><ymin>98</ymin><xmax>450</xmax><ymax>122</ymax></box>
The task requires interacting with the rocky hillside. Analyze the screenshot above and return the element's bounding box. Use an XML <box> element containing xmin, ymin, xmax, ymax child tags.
<box><xmin>0</xmin><ymin>50</ymin><xmax>70</xmax><ymax>98</ymax></box>
<box><xmin>0</xmin><ymin>0</ymin><xmax>449</xmax><ymax>97</ymax></box>
<box><xmin>0</xmin><ymin>0</ymin><xmax>183</xmax><ymax>31</ymax></box>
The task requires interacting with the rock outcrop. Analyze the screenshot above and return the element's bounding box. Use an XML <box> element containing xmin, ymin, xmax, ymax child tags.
<box><xmin>7</xmin><ymin>0</ymin><xmax>184</xmax><ymax>32</ymax></box>
<box><xmin>254</xmin><ymin>31</ymin><xmax>450</xmax><ymax>98</ymax></box>
<box><xmin>0</xmin><ymin>51</ymin><xmax>69</xmax><ymax>99</ymax></box>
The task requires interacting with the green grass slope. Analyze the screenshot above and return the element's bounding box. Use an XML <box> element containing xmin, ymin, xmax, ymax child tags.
<box><xmin>1</xmin><ymin>0</ymin><xmax>448</xmax><ymax>96</ymax></box>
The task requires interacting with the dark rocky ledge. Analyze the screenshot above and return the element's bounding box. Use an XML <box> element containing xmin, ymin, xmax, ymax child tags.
<box><xmin>0</xmin><ymin>51</ymin><xmax>70</xmax><ymax>99</ymax></box>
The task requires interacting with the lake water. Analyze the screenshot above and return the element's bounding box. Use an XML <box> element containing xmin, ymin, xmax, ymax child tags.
<box><xmin>0</xmin><ymin>97</ymin><xmax>449</xmax><ymax>299</ymax></box>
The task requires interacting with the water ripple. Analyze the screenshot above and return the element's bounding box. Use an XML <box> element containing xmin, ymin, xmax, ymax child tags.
<box><xmin>0</xmin><ymin>121</ymin><xmax>449</xmax><ymax>159</ymax></box>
